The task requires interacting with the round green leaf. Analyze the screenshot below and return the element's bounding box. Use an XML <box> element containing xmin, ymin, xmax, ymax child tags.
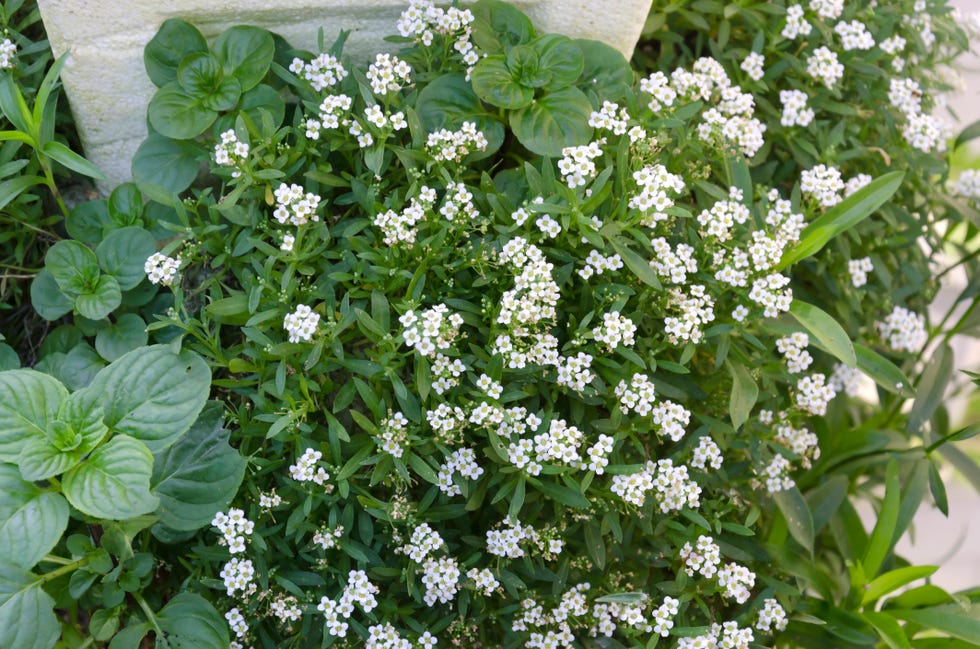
<box><xmin>35</xmin><ymin>344</ymin><xmax>105</xmax><ymax>392</ymax></box>
<box><xmin>415</xmin><ymin>73</ymin><xmax>504</xmax><ymax>160</ymax></box>
<box><xmin>213</xmin><ymin>26</ymin><xmax>275</xmax><ymax>92</ymax></box>
<box><xmin>507</xmin><ymin>44</ymin><xmax>548</xmax><ymax>88</ymax></box>
<box><xmin>236</xmin><ymin>83</ymin><xmax>285</xmax><ymax>134</ymax></box>
<box><xmin>509</xmin><ymin>86</ymin><xmax>593</xmax><ymax>156</ymax></box>
<box><xmin>177</xmin><ymin>52</ymin><xmax>223</xmax><ymax>96</ymax></box>
<box><xmin>0</xmin><ymin>369</ymin><xmax>67</xmax><ymax>461</ymax></box>
<box><xmin>0</xmin><ymin>345</ymin><xmax>18</xmax><ymax>371</ymax></box>
<box><xmin>0</xmin><ymin>464</ymin><xmax>69</xmax><ymax>567</ymax></box>
<box><xmin>45</xmin><ymin>240</ymin><xmax>100</xmax><ymax>295</ymax></box>
<box><xmin>532</xmin><ymin>34</ymin><xmax>584</xmax><ymax>91</ymax></box>
<box><xmin>29</xmin><ymin>270</ymin><xmax>73</xmax><ymax>322</ymax></box>
<box><xmin>575</xmin><ymin>39</ymin><xmax>632</xmax><ymax>105</ymax></box>
<box><xmin>144</xmin><ymin>18</ymin><xmax>209</xmax><ymax>88</ymax></box>
<box><xmin>151</xmin><ymin>402</ymin><xmax>246</xmax><ymax>534</ymax></box>
<box><xmin>62</xmin><ymin>435</ymin><xmax>159</xmax><ymax>520</ymax></box>
<box><xmin>95</xmin><ymin>314</ymin><xmax>148</xmax><ymax>362</ymax></box>
<box><xmin>132</xmin><ymin>131</ymin><xmax>206</xmax><ymax>195</ymax></box>
<box><xmin>148</xmin><ymin>82</ymin><xmax>218</xmax><ymax>140</ymax></box>
<box><xmin>74</xmin><ymin>345</ymin><xmax>211</xmax><ymax>452</ymax></box>
<box><xmin>95</xmin><ymin>227</ymin><xmax>156</xmax><ymax>291</ymax></box>
<box><xmin>17</xmin><ymin>390</ymin><xmax>108</xmax><ymax>481</ymax></box>
<box><xmin>157</xmin><ymin>592</ymin><xmax>230</xmax><ymax>648</ymax></box>
<box><xmin>107</xmin><ymin>183</ymin><xmax>143</xmax><ymax>228</ymax></box>
<box><xmin>471</xmin><ymin>55</ymin><xmax>533</xmax><ymax>109</ymax></box>
<box><xmin>201</xmin><ymin>76</ymin><xmax>242</xmax><ymax>112</ymax></box>
<box><xmin>75</xmin><ymin>274</ymin><xmax>122</xmax><ymax>321</ymax></box>
<box><xmin>65</xmin><ymin>200</ymin><xmax>110</xmax><ymax>243</ymax></box>
<box><xmin>0</xmin><ymin>562</ymin><xmax>60</xmax><ymax>649</ymax></box>
<box><xmin>17</xmin><ymin>437</ymin><xmax>81</xmax><ymax>481</ymax></box>
<box><xmin>471</xmin><ymin>0</ymin><xmax>535</xmax><ymax>54</ymax></box>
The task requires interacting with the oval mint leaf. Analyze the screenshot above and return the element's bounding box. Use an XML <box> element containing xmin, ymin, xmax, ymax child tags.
<box><xmin>148</xmin><ymin>82</ymin><xmax>217</xmax><ymax>140</ymax></box>
<box><xmin>45</xmin><ymin>240</ymin><xmax>99</xmax><ymax>295</ymax></box>
<box><xmin>0</xmin><ymin>369</ymin><xmax>67</xmax><ymax>461</ymax></box>
<box><xmin>0</xmin><ymin>464</ymin><xmax>69</xmax><ymax>567</ymax></box>
<box><xmin>144</xmin><ymin>18</ymin><xmax>209</xmax><ymax>88</ymax></box>
<box><xmin>0</xmin><ymin>562</ymin><xmax>60</xmax><ymax>649</ymax></box>
<box><xmin>30</xmin><ymin>269</ymin><xmax>73</xmax><ymax>322</ymax></box>
<box><xmin>62</xmin><ymin>435</ymin><xmax>159</xmax><ymax>520</ymax></box>
<box><xmin>533</xmin><ymin>34</ymin><xmax>584</xmax><ymax>91</ymax></box>
<box><xmin>75</xmin><ymin>274</ymin><xmax>122</xmax><ymax>321</ymax></box>
<box><xmin>157</xmin><ymin>592</ymin><xmax>230</xmax><ymax>649</ymax></box>
<box><xmin>96</xmin><ymin>227</ymin><xmax>156</xmax><ymax>291</ymax></box>
<box><xmin>471</xmin><ymin>55</ymin><xmax>533</xmax><ymax>110</ymax></box>
<box><xmin>575</xmin><ymin>39</ymin><xmax>632</xmax><ymax>105</ymax></box>
<box><xmin>510</xmin><ymin>86</ymin><xmax>593</xmax><ymax>157</ymax></box>
<box><xmin>132</xmin><ymin>131</ymin><xmax>206</xmax><ymax>195</ymax></box>
<box><xmin>95</xmin><ymin>314</ymin><xmax>149</xmax><ymax>362</ymax></box>
<box><xmin>213</xmin><ymin>26</ymin><xmax>275</xmax><ymax>92</ymax></box>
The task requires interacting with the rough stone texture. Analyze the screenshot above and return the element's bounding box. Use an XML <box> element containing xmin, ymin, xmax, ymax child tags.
<box><xmin>36</xmin><ymin>0</ymin><xmax>653</xmax><ymax>190</ymax></box>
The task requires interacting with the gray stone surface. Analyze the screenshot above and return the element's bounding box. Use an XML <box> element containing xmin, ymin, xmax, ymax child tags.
<box><xmin>36</xmin><ymin>0</ymin><xmax>653</xmax><ymax>190</ymax></box>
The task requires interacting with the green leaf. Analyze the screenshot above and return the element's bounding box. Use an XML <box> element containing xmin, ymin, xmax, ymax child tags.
<box><xmin>0</xmin><ymin>74</ymin><xmax>33</xmax><ymax>135</ymax></box>
<box><xmin>0</xmin><ymin>562</ymin><xmax>60</xmax><ymax>649</ymax></box>
<box><xmin>533</xmin><ymin>34</ymin><xmax>584</xmax><ymax>91</ymax></box>
<box><xmin>789</xmin><ymin>300</ymin><xmax>856</xmax><ymax>367</ymax></box>
<box><xmin>41</xmin><ymin>141</ymin><xmax>105</xmax><ymax>180</ymax></box>
<box><xmin>29</xmin><ymin>269</ymin><xmax>73</xmax><ymax>321</ymax></box>
<box><xmin>471</xmin><ymin>0</ymin><xmax>535</xmax><ymax>54</ymax></box>
<box><xmin>773</xmin><ymin>485</ymin><xmax>814</xmax><ymax>554</ymax></box>
<box><xmin>610</xmin><ymin>238</ymin><xmax>661</xmax><ymax>289</ymax></box>
<box><xmin>862</xmin><ymin>566</ymin><xmax>938</xmax><ymax>606</ymax></box>
<box><xmin>575</xmin><ymin>39</ymin><xmax>632</xmax><ymax>103</ymax></box>
<box><xmin>45</xmin><ymin>240</ymin><xmax>100</xmax><ymax>295</ymax></box>
<box><xmin>235</xmin><ymin>84</ymin><xmax>286</xmax><ymax>133</ymax></box>
<box><xmin>907</xmin><ymin>343</ymin><xmax>953</xmax><ymax>436</ymax></box>
<box><xmin>213</xmin><ymin>26</ymin><xmax>275</xmax><ymax>92</ymax></box>
<box><xmin>0</xmin><ymin>464</ymin><xmax>69</xmax><ymax>568</ymax></box>
<box><xmin>726</xmin><ymin>360</ymin><xmax>757</xmax><ymax>430</ymax></box>
<box><xmin>415</xmin><ymin>73</ymin><xmax>504</xmax><ymax>159</ymax></box>
<box><xmin>863</xmin><ymin>459</ymin><xmax>900</xmax><ymax>577</ymax></box>
<box><xmin>75</xmin><ymin>345</ymin><xmax>211</xmax><ymax>452</ymax></box>
<box><xmin>532</xmin><ymin>479</ymin><xmax>591</xmax><ymax>508</ymax></box>
<box><xmin>855</xmin><ymin>343</ymin><xmax>914</xmax><ymax>398</ymax></box>
<box><xmin>177</xmin><ymin>52</ymin><xmax>222</xmax><ymax>95</ymax></box>
<box><xmin>132</xmin><ymin>131</ymin><xmax>205</xmax><ymax>195</ymax></box>
<box><xmin>510</xmin><ymin>86</ymin><xmax>593</xmax><ymax>156</ymax></box>
<box><xmin>95</xmin><ymin>314</ymin><xmax>149</xmax><ymax>362</ymax></box>
<box><xmin>954</xmin><ymin>117</ymin><xmax>980</xmax><ymax>150</ymax></box>
<box><xmin>76</xmin><ymin>274</ymin><xmax>122</xmax><ymax>320</ymax></box>
<box><xmin>63</xmin><ymin>435</ymin><xmax>159</xmax><ymax>520</ymax></box>
<box><xmin>471</xmin><ymin>55</ymin><xmax>533</xmax><ymax>109</ymax></box>
<box><xmin>861</xmin><ymin>612</ymin><xmax>911</xmax><ymax>649</ymax></box>
<box><xmin>0</xmin><ymin>369</ymin><xmax>67</xmax><ymax>461</ymax></box>
<box><xmin>144</xmin><ymin>19</ymin><xmax>209</xmax><ymax>87</ymax></box>
<box><xmin>889</xmin><ymin>605</ymin><xmax>980</xmax><ymax>644</ymax></box>
<box><xmin>778</xmin><ymin>171</ymin><xmax>905</xmax><ymax>269</ymax></box>
<box><xmin>595</xmin><ymin>592</ymin><xmax>649</xmax><ymax>605</ymax></box>
<box><xmin>107</xmin><ymin>183</ymin><xmax>143</xmax><ymax>226</ymax></box>
<box><xmin>95</xmin><ymin>227</ymin><xmax>156</xmax><ymax>291</ymax></box>
<box><xmin>151</xmin><ymin>402</ymin><xmax>246</xmax><ymax>534</ymax></box>
<box><xmin>148</xmin><ymin>83</ymin><xmax>217</xmax><ymax>140</ymax></box>
<box><xmin>0</xmin><ymin>175</ymin><xmax>44</xmax><ymax>212</ymax></box>
<box><xmin>66</xmin><ymin>200</ymin><xmax>111</xmax><ymax>243</ymax></box>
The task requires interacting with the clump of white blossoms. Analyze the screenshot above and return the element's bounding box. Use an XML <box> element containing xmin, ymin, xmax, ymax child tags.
<box><xmin>288</xmin><ymin>447</ymin><xmax>330</xmax><ymax>485</ymax></box>
<box><xmin>953</xmin><ymin>169</ymin><xmax>980</xmax><ymax>200</ymax></box>
<box><xmin>316</xmin><ymin>93</ymin><xmax>353</xmax><ymax>129</ymax></box>
<box><xmin>848</xmin><ymin>256</ymin><xmax>873</xmax><ymax>287</ymax></box>
<box><xmin>283</xmin><ymin>304</ymin><xmax>320</xmax><ymax>343</ymax></box>
<box><xmin>877</xmin><ymin>305</ymin><xmax>927</xmax><ymax>353</ymax></box>
<box><xmin>144</xmin><ymin>252</ymin><xmax>180</xmax><ymax>286</ymax></box>
<box><xmin>486</xmin><ymin>518</ymin><xmax>540</xmax><ymax>558</ymax></box>
<box><xmin>681</xmin><ymin>535</ymin><xmax>722</xmax><ymax>578</ymax></box>
<box><xmin>421</xmin><ymin>555</ymin><xmax>461</xmax><ymax>605</ymax></box>
<box><xmin>801</xmin><ymin>164</ymin><xmax>844</xmax><ymax>208</ymax></box>
<box><xmin>289</xmin><ymin>52</ymin><xmax>348</xmax><ymax>91</ymax></box>
<box><xmin>273</xmin><ymin>182</ymin><xmax>321</xmax><ymax>226</ymax></box>
<box><xmin>0</xmin><ymin>37</ymin><xmax>16</xmax><ymax>69</ymax></box>
<box><xmin>377</xmin><ymin>411</ymin><xmax>410</xmax><ymax>457</ymax></box>
<box><xmin>782</xmin><ymin>4</ymin><xmax>812</xmax><ymax>39</ymax></box>
<box><xmin>779</xmin><ymin>89</ymin><xmax>814</xmax><ymax>127</ymax></box>
<box><xmin>845</xmin><ymin>173</ymin><xmax>872</xmax><ymax>197</ymax></box>
<box><xmin>886</xmin><ymin>74</ymin><xmax>950</xmax><ymax>153</ymax></box>
<box><xmin>558</xmin><ymin>141</ymin><xmax>604</xmax><ymax>188</ymax></box>
<box><xmin>717</xmin><ymin>562</ymin><xmax>757</xmax><ymax>604</ymax></box>
<box><xmin>397</xmin><ymin>0</ymin><xmax>478</xmax><ymax>66</ymax></box>
<box><xmin>809</xmin><ymin>0</ymin><xmax>843</xmax><ymax>20</ymax></box>
<box><xmin>834</xmin><ymin>20</ymin><xmax>875</xmax><ymax>50</ymax></box>
<box><xmin>212</xmin><ymin>508</ymin><xmax>255</xmax><ymax>555</ymax></box>
<box><xmin>426</xmin><ymin>121</ymin><xmax>488</xmax><ymax>162</ymax></box>
<box><xmin>367</xmin><ymin>52</ymin><xmax>412</xmax><ymax>95</ymax></box>
<box><xmin>592</xmin><ymin>311</ymin><xmax>636</xmax><ymax>350</ymax></box>
<box><xmin>225</xmin><ymin>607</ymin><xmax>249</xmax><ymax>639</ymax></box>
<box><xmin>589</xmin><ymin>100</ymin><xmax>630</xmax><ymax>135</ymax></box>
<box><xmin>795</xmin><ymin>373</ymin><xmax>837</xmax><ymax>416</ymax></box>
<box><xmin>374</xmin><ymin>186</ymin><xmax>437</xmax><ymax>246</ymax></box>
<box><xmin>776</xmin><ymin>332</ymin><xmax>812</xmax><ymax>374</ymax></box>
<box><xmin>628</xmin><ymin>163</ymin><xmax>686</xmax><ymax>225</ymax></box>
<box><xmin>397</xmin><ymin>522</ymin><xmax>445</xmax><ymax>562</ymax></box>
<box><xmin>805</xmin><ymin>46</ymin><xmax>844</xmax><ymax>89</ymax></box>
<box><xmin>436</xmin><ymin>447</ymin><xmax>484</xmax><ymax>496</ymax></box>
<box><xmin>214</xmin><ymin>129</ymin><xmax>249</xmax><ymax>170</ymax></box>
<box><xmin>755</xmin><ymin>598</ymin><xmax>789</xmax><ymax>632</ymax></box>
<box><xmin>690</xmin><ymin>436</ymin><xmax>723</xmax><ymax>470</ymax></box>
<box><xmin>677</xmin><ymin>622</ymin><xmax>754</xmax><ymax>649</ymax></box>
<box><xmin>400</xmin><ymin>303</ymin><xmax>465</xmax><ymax>357</ymax></box>
<box><xmin>740</xmin><ymin>52</ymin><xmax>764</xmax><ymax>81</ymax></box>
<box><xmin>317</xmin><ymin>570</ymin><xmax>381</xmax><ymax>638</ymax></box>
<box><xmin>830</xmin><ymin>362</ymin><xmax>865</xmax><ymax>397</ymax></box>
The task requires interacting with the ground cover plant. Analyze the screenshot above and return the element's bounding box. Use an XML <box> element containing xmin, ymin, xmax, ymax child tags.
<box><xmin>1</xmin><ymin>0</ymin><xmax>980</xmax><ymax>648</ymax></box>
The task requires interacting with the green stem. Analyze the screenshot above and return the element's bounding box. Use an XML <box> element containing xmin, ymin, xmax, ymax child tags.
<box><xmin>133</xmin><ymin>593</ymin><xmax>165</xmax><ymax>639</ymax></box>
<box><xmin>37</xmin><ymin>555</ymin><xmax>91</xmax><ymax>585</ymax></box>
<box><xmin>0</xmin><ymin>212</ymin><xmax>61</xmax><ymax>239</ymax></box>
<box><xmin>39</xmin><ymin>554</ymin><xmax>72</xmax><ymax>566</ymax></box>
<box><xmin>37</xmin><ymin>154</ymin><xmax>69</xmax><ymax>219</ymax></box>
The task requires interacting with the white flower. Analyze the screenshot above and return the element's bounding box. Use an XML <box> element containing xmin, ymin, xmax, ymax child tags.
<box><xmin>740</xmin><ymin>52</ymin><xmax>765</xmax><ymax>81</ymax></box>
<box><xmin>283</xmin><ymin>304</ymin><xmax>320</xmax><ymax>343</ymax></box>
<box><xmin>144</xmin><ymin>252</ymin><xmax>180</xmax><ymax>286</ymax></box>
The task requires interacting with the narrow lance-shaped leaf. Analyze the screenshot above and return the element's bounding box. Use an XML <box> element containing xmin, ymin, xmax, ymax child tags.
<box><xmin>727</xmin><ymin>360</ymin><xmax>757</xmax><ymax>430</ymax></box>
<box><xmin>789</xmin><ymin>300</ymin><xmax>856</xmax><ymax>367</ymax></box>
<box><xmin>772</xmin><ymin>485</ymin><xmax>814</xmax><ymax>554</ymax></box>
<box><xmin>862</xmin><ymin>459</ymin><xmax>900</xmax><ymax>577</ymax></box>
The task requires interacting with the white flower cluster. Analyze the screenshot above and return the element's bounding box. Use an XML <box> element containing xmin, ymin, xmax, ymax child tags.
<box><xmin>740</xmin><ymin>52</ymin><xmax>764</xmax><ymax>81</ymax></box>
<box><xmin>259</xmin><ymin>491</ymin><xmax>282</xmax><ymax>509</ymax></box>
<box><xmin>717</xmin><ymin>562</ymin><xmax>757</xmax><ymax>604</ymax></box>
<box><xmin>591</xmin><ymin>312</ymin><xmax>636</xmax><ymax>350</ymax></box>
<box><xmin>421</xmin><ymin>556</ymin><xmax>461</xmax><ymax>605</ymax></box>
<box><xmin>755</xmin><ymin>598</ymin><xmax>789</xmax><ymax>632</ymax></box>
<box><xmin>513</xmin><ymin>583</ymin><xmax>596</xmax><ymax>647</ymax></box>
<box><xmin>363</xmin><ymin>104</ymin><xmax>408</xmax><ymax>133</ymax></box>
<box><xmin>639</xmin><ymin>71</ymin><xmax>677</xmax><ymax>112</ymax></box>
<box><xmin>775</xmin><ymin>423</ymin><xmax>820</xmax><ymax>468</ymax></box>
<box><xmin>589</xmin><ymin>101</ymin><xmax>630</xmax><ymax>135</ymax></box>
<box><xmin>776</xmin><ymin>332</ymin><xmax>812</xmax><ymax>374</ymax></box>
<box><xmin>270</xmin><ymin>595</ymin><xmax>302</xmax><ymax>623</ymax></box>
<box><xmin>531</xmin><ymin>418</ymin><xmax>585</xmax><ymax>469</ymax></box>
<box><xmin>288</xmin><ymin>447</ymin><xmax>330</xmax><ymax>485</ymax></box>
<box><xmin>400</xmin><ymin>304</ymin><xmax>464</xmax><ymax>357</ymax></box>
<box><xmin>426</xmin><ymin>402</ymin><xmax>467</xmax><ymax>440</ymax></box>
<box><xmin>585</xmin><ymin>434</ymin><xmax>614</xmax><ymax>474</ymax></box>
<box><xmin>902</xmin><ymin>111</ymin><xmax>947</xmax><ymax>153</ymax></box>
<box><xmin>398</xmin><ymin>523</ymin><xmax>445</xmax><ymax>562</ymax></box>
<box><xmin>436</xmin><ymin>447</ymin><xmax>484</xmax><ymax>496</ymax></box>
<box><xmin>280</xmin><ymin>234</ymin><xmax>295</xmax><ymax>252</ymax></box>
<box><xmin>888</xmin><ymin>78</ymin><xmax>922</xmax><ymax>116</ymax></box>
<box><xmin>486</xmin><ymin>518</ymin><xmax>539</xmax><ymax>558</ymax></box>
<box><xmin>397</xmin><ymin>0</ymin><xmax>478</xmax><ymax>66</ymax></box>
<box><xmin>795</xmin><ymin>373</ymin><xmax>837</xmax><ymax>416</ymax></box>
<box><xmin>367</xmin><ymin>53</ymin><xmax>412</xmax><ymax>95</ymax></box>
<box><xmin>953</xmin><ymin>169</ymin><xmax>980</xmax><ymax>200</ymax></box>
<box><xmin>748</xmin><ymin>273</ymin><xmax>793</xmax><ymax>318</ymax></box>
<box><xmin>651</xmin><ymin>400</ymin><xmax>691</xmax><ymax>442</ymax></box>
<box><xmin>664</xmin><ymin>284</ymin><xmax>716</xmax><ymax>344</ymax></box>
<box><xmin>225</xmin><ymin>608</ymin><xmax>249</xmax><ymax>639</ymax></box>
<box><xmin>651</xmin><ymin>238</ymin><xmax>698</xmax><ymax>284</ymax></box>
<box><xmin>653</xmin><ymin>459</ymin><xmax>701</xmax><ymax>513</ymax></box>
<box><xmin>652</xmin><ymin>596</ymin><xmax>680</xmax><ymax>637</ymax></box>
<box><xmin>556</xmin><ymin>352</ymin><xmax>595</xmax><ymax>391</ymax></box>
<box><xmin>313</xmin><ymin>525</ymin><xmax>344</xmax><ymax>550</ymax></box>
<box><xmin>782</xmin><ymin>4</ymin><xmax>813</xmax><ymax>39</ymax></box>
<box><xmin>698</xmin><ymin>85</ymin><xmax>767</xmax><ymax>158</ymax></box>
<box><xmin>801</xmin><ymin>164</ymin><xmax>844</xmax><ymax>208</ymax></box>
<box><xmin>809</xmin><ymin>0</ymin><xmax>843</xmax><ymax>20</ymax></box>
<box><xmin>845</xmin><ymin>173</ymin><xmax>872</xmax><ymax>197</ymax></box>
<box><xmin>283</xmin><ymin>304</ymin><xmax>320</xmax><ymax>343</ymax></box>
<box><xmin>615</xmin><ymin>373</ymin><xmax>657</xmax><ymax>416</ymax></box>
<box><xmin>877</xmin><ymin>306</ymin><xmax>927</xmax><ymax>353</ymax></box>
<box><xmin>779</xmin><ymin>89</ymin><xmax>814</xmax><ymax>127</ymax></box>
<box><xmin>681</xmin><ymin>535</ymin><xmax>722</xmax><ymax>578</ymax></box>
<box><xmin>830</xmin><ymin>361</ymin><xmax>865</xmax><ymax>396</ymax></box>
<box><xmin>467</xmin><ymin>567</ymin><xmax>500</xmax><ymax>596</ymax></box>
<box><xmin>273</xmin><ymin>182</ymin><xmax>321</xmax><ymax>226</ymax></box>
<box><xmin>495</xmin><ymin>241</ymin><xmax>562</xmax><ymax>365</ymax></box>
<box><xmin>378</xmin><ymin>411</ymin><xmax>410</xmax><ymax>457</ymax></box>
<box><xmin>375</xmin><ymin>186</ymin><xmax>437</xmax><ymax>246</ymax></box>
<box><xmin>558</xmin><ymin>142</ymin><xmax>604</xmax><ymax>189</ymax></box>
<box><xmin>431</xmin><ymin>354</ymin><xmax>466</xmax><ymax>395</ymax></box>
<box><xmin>629</xmin><ymin>164</ymin><xmax>686</xmax><ymax>225</ymax></box>
<box><xmin>805</xmin><ymin>46</ymin><xmax>844</xmax><ymax>89</ymax></box>
<box><xmin>316</xmin><ymin>570</ymin><xmax>380</xmax><ymax>638</ymax></box>
<box><xmin>848</xmin><ymin>256</ymin><xmax>873</xmax><ymax>287</ymax></box>
<box><xmin>578</xmin><ymin>248</ymin><xmax>624</xmax><ymax>280</ymax></box>
<box><xmin>0</xmin><ymin>38</ymin><xmax>16</xmax><ymax>70</ymax></box>
<box><xmin>144</xmin><ymin>252</ymin><xmax>180</xmax><ymax>286</ymax></box>
<box><xmin>438</xmin><ymin>181</ymin><xmax>479</xmax><ymax>221</ymax></box>
<box><xmin>289</xmin><ymin>52</ymin><xmax>348</xmax><ymax>91</ymax></box>
<box><xmin>212</xmin><ymin>508</ymin><xmax>255</xmax><ymax>555</ymax></box>
<box><xmin>677</xmin><ymin>622</ymin><xmax>754</xmax><ymax>649</ymax></box>
<box><xmin>591</xmin><ymin>595</ymin><xmax>656</xmax><ymax>638</ymax></box>
<box><xmin>475</xmin><ymin>373</ymin><xmax>504</xmax><ymax>400</ymax></box>
<box><xmin>316</xmin><ymin>93</ymin><xmax>353</xmax><ymax>129</ymax></box>
<box><xmin>835</xmin><ymin>20</ymin><xmax>875</xmax><ymax>50</ymax></box>
<box><xmin>761</xmin><ymin>454</ymin><xmax>795</xmax><ymax>493</ymax></box>
<box><xmin>691</xmin><ymin>436</ymin><xmax>723</xmax><ymax>470</ymax></box>
<box><xmin>426</xmin><ymin>122</ymin><xmax>488</xmax><ymax>162</ymax></box>
<box><xmin>697</xmin><ymin>189</ymin><xmax>751</xmax><ymax>241</ymax></box>
<box><xmin>214</xmin><ymin>129</ymin><xmax>250</xmax><ymax>169</ymax></box>
<box><xmin>219</xmin><ymin>557</ymin><xmax>256</xmax><ymax>596</ymax></box>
